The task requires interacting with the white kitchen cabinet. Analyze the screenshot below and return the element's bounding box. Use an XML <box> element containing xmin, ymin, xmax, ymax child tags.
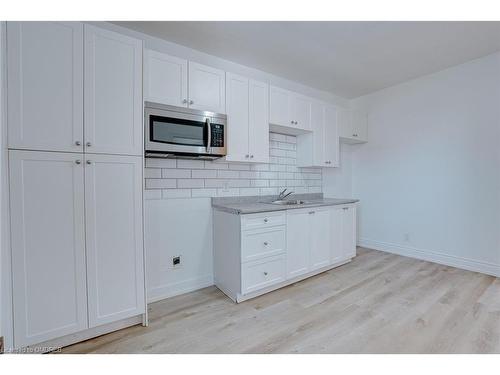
<box><xmin>341</xmin><ymin>205</ymin><xmax>357</xmax><ymax>259</ymax></box>
<box><xmin>9</xmin><ymin>150</ymin><xmax>88</xmax><ymax>347</ymax></box>
<box><xmin>297</xmin><ymin>101</ymin><xmax>339</xmax><ymax>168</ymax></box>
<box><xmin>84</xmin><ymin>25</ymin><xmax>143</xmax><ymax>156</ymax></box>
<box><xmin>214</xmin><ymin>204</ymin><xmax>356</xmax><ymax>303</ymax></box>
<box><xmin>339</xmin><ymin>108</ymin><xmax>368</xmax><ymax>144</ymax></box>
<box><xmin>225</xmin><ymin>73</ymin><xmax>269</xmax><ymax>163</ymax></box>
<box><xmin>188</xmin><ymin>61</ymin><xmax>226</xmax><ymax>114</ymax></box>
<box><xmin>269</xmin><ymin>86</ymin><xmax>312</xmax><ymax>134</ymax></box>
<box><xmin>309</xmin><ymin>208</ymin><xmax>331</xmax><ymax>270</ymax></box>
<box><xmin>84</xmin><ymin>154</ymin><xmax>145</xmax><ymax>327</ymax></box>
<box><xmin>144</xmin><ymin>49</ymin><xmax>188</xmax><ymax>107</ymax></box>
<box><xmin>7</xmin><ymin>22</ymin><xmax>84</xmax><ymax>153</ymax></box>
<box><xmin>286</xmin><ymin>209</ymin><xmax>310</xmax><ymax>279</ymax></box>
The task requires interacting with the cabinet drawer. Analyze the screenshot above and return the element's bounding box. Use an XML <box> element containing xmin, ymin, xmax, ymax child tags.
<box><xmin>241</xmin><ymin>211</ymin><xmax>286</xmax><ymax>230</ymax></box>
<box><xmin>241</xmin><ymin>255</ymin><xmax>286</xmax><ymax>294</ymax></box>
<box><xmin>242</xmin><ymin>227</ymin><xmax>286</xmax><ymax>262</ymax></box>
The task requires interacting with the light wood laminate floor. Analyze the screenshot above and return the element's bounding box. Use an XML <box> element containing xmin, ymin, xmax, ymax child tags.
<box><xmin>61</xmin><ymin>248</ymin><xmax>500</xmax><ymax>354</ymax></box>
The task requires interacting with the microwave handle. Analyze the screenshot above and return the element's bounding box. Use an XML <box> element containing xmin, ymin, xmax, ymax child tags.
<box><xmin>206</xmin><ymin>117</ymin><xmax>212</xmax><ymax>154</ymax></box>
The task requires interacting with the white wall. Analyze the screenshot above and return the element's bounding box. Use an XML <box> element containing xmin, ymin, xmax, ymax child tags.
<box><xmin>351</xmin><ymin>52</ymin><xmax>500</xmax><ymax>276</ymax></box>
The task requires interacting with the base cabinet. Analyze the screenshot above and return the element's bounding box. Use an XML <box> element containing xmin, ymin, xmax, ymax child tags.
<box><xmin>213</xmin><ymin>204</ymin><xmax>357</xmax><ymax>303</ymax></box>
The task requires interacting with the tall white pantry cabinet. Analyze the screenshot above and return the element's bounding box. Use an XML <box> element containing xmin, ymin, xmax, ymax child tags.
<box><xmin>6</xmin><ymin>22</ymin><xmax>146</xmax><ymax>348</ymax></box>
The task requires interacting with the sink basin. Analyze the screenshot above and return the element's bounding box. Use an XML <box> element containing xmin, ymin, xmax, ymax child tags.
<box><xmin>270</xmin><ymin>199</ymin><xmax>306</xmax><ymax>205</ymax></box>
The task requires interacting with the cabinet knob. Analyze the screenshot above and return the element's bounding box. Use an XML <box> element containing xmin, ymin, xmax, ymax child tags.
<box><xmin>264</xmin><ymin>218</ymin><xmax>268</xmax><ymax>223</ymax></box>
<box><xmin>263</xmin><ymin>271</ymin><xmax>268</xmax><ymax>276</ymax></box>
<box><xmin>86</xmin><ymin>160</ymin><xmax>92</xmax><ymax>165</ymax></box>
<box><xmin>309</xmin><ymin>211</ymin><xmax>315</xmax><ymax>214</ymax></box>
<box><xmin>182</xmin><ymin>99</ymin><xmax>187</xmax><ymax>104</ymax></box>
<box><xmin>250</xmin><ymin>155</ymin><xmax>254</xmax><ymax>158</ymax></box>
<box><xmin>245</xmin><ymin>154</ymin><xmax>249</xmax><ymax>158</ymax></box>
<box><xmin>343</xmin><ymin>207</ymin><xmax>349</xmax><ymax>210</ymax></box>
<box><xmin>353</xmin><ymin>134</ymin><xmax>358</xmax><ymax>137</ymax></box>
<box><xmin>75</xmin><ymin>160</ymin><xmax>81</xmax><ymax>165</ymax></box>
<box><xmin>290</xmin><ymin>120</ymin><xmax>294</xmax><ymax>124</ymax></box>
<box><xmin>75</xmin><ymin>141</ymin><xmax>81</xmax><ymax>146</ymax></box>
<box><xmin>295</xmin><ymin>121</ymin><xmax>298</xmax><ymax>125</ymax></box>
<box><xmin>189</xmin><ymin>100</ymin><xmax>194</xmax><ymax>105</ymax></box>
<box><xmin>86</xmin><ymin>142</ymin><xmax>92</xmax><ymax>147</ymax></box>
<box><xmin>264</xmin><ymin>241</ymin><xmax>269</xmax><ymax>246</ymax></box>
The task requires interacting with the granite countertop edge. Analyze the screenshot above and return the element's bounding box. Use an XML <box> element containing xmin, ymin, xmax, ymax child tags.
<box><xmin>211</xmin><ymin>193</ymin><xmax>359</xmax><ymax>215</ymax></box>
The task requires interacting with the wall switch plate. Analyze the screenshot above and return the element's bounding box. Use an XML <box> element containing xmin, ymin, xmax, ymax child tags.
<box><xmin>0</xmin><ymin>336</ymin><xmax>4</xmax><ymax>354</ymax></box>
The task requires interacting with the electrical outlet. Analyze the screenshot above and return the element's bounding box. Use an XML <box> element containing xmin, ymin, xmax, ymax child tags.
<box><xmin>172</xmin><ymin>256</ymin><xmax>181</xmax><ymax>268</ymax></box>
<box><xmin>0</xmin><ymin>336</ymin><xmax>4</xmax><ymax>354</ymax></box>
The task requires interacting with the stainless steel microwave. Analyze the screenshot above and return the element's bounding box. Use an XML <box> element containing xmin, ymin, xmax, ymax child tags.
<box><xmin>144</xmin><ymin>102</ymin><xmax>227</xmax><ymax>160</ymax></box>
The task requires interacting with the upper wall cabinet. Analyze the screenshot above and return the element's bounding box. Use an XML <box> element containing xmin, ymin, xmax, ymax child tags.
<box><xmin>225</xmin><ymin>73</ymin><xmax>269</xmax><ymax>163</ymax></box>
<box><xmin>269</xmin><ymin>86</ymin><xmax>312</xmax><ymax>134</ymax></box>
<box><xmin>296</xmin><ymin>101</ymin><xmax>339</xmax><ymax>168</ymax></box>
<box><xmin>84</xmin><ymin>25</ymin><xmax>143</xmax><ymax>156</ymax></box>
<box><xmin>7</xmin><ymin>22</ymin><xmax>84</xmax><ymax>153</ymax></box>
<box><xmin>338</xmin><ymin>109</ymin><xmax>368</xmax><ymax>144</ymax></box>
<box><xmin>144</xmin><ymin>49</ymin><xmax>188</xmax><ymax>107</ymax></box>
<box><xmin>144</xmin><ymin>50</ymin><xmax>226</xmax><ymax>114</ymax></box>
<box><xmin>188</xmin><ymin>61</ymin><xmax>226</xmax><ymax>114</ymax></box>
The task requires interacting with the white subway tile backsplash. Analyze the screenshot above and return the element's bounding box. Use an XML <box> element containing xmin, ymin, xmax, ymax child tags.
<box><xmin>192</xmin><ymin>169</ymin><xmax>217</xmax><ymax>178</ymax></box>
<box><xmin>144</xmin><ymin>132</ymin><xmax>322</xmax><ymax>199</ymax></box>
<box><xmin>146</xmin><ymin>179</ymin><xmax>176</xmax><ymax>189</ymax></box>
<box><xmin>191</xmin><ymin>188</ymin><xmax>217</xmax><ymax>198</ymax></box>
<box><xmin>177</xmin><ymin>159</ymin><xmax>205</xmax><ymax>169</ymax></box>
<box><xmin>177</xmin><ymin>179</ymin><xmax>204</xmax><ymax>188</ymax></box>
<box><xmin>162</xmin><ymin>168</ymin><xmax>191</xmax><ymax>179</ymax></box>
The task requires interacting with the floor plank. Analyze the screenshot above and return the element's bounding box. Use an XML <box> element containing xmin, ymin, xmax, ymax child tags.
<box><xmin>60</xmin><ymin>248</ymin><xmax>500</xmax><ymax>354</ymax></box>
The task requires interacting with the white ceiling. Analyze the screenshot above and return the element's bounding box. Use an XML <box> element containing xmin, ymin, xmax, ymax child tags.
<box><xmin>114</xmin><ymin>21</ymin><xmax>500</xmax><ymax>98</ymax></box>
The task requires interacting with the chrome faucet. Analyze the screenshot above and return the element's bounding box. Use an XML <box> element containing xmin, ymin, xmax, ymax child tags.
<box><xmin>278</xmin><ymin>188</ymin><xmax>294</xmax><ymax>201</ymax></box>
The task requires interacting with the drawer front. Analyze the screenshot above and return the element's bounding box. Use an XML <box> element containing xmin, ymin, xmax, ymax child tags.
<box><xmin>241</xmin><ymin>211</ymin><xmax>286</xmax><ymax>230</ymax></box>
<box><xmin>242</xmin><ymin>227</ymin><xmax>286</xmax><ymax>262</ymax></box>
<box><xmin>242</xmin><ymin>255</ymin><xmax>286</xmax><ymax>294</ymax></box>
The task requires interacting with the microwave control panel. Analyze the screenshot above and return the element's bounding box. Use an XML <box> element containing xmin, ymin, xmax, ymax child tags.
<box><xmin>211</xmin><ymin>124</ymin><xmax>224</xmax><ymax>147</ymax></box>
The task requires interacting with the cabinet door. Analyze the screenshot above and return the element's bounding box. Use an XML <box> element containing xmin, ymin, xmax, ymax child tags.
<box><xmin>7</xmin><ymin>22</ymin><xmax>84</xmax><ymax>152</ymax></box>
<box><xmin>338</xmin><ymin>109</ymin><xmax>353</xmax><ymax>139</ymax></box>
<box><xmin>84</xmin><ymin>25</ymin><xmax>143</xmax><ymax>156</ymax></box>
<box><xmin>9</xmin><ymin>150</ymin><xmax>87</xmax><ymax>347</ymax></box>
<box><xmin>269</xmin><ymin>86</ymin><xmax>291</xmax><ymax>126</ymax></box>
<box><xmin>144</xmin><ymin>49</ymin><xmax>188</xmax><ymax>107</ymax></box>
<box><xmin>311</xmin><ymin>101</ymin><xmax>325</xmax><ymax>166</ymax></box>
<box><xmin>248</xmin><ymin>79</ymin><xmax>270</xmax><ymax>163</ymax></box>
<box><xmin>188</xmin><ymin>61</ymin><xmax>226</xmax><ymax>113</ymax></box>
<box><xmin>342</xmin><ymin>205</ymin><xmax>357</xmax><ymax>259</ymax></box>
<box><xmin>324</xmin><ymin>104</ymin><xmax>339</xmax><ymax>167</ymax></box>
<box><xmin>291</xmin><ymin>94</ymin><xmax>312</xmax><ymax>131</ymax></box>
<box><xmin>225</xmin><ymin>73</ymin><xmax>249</xmax><ymax>162</ymax></box>
<box><xmin>330</xmin><ymin>207</ymin><xmax>344</xmax><ymax>264</ymax></box>
<box><xmin>309</xmin><ymin>208</ymin><xmax>331</xmax><ymax>270</ymax></box>
<box><xmin>286</xmin><ymin>209</ymin><xmax>310</xmax><ymax>279</ymax></box>
<box><xmin>85</xmin><ymin>154</ymin><xmax>145</xmax><ymax>327</ymax></box>
<box><xmin>351</xmin><ymin>110</ymin><xmax>368</xmax><ymax>141</ymax></box>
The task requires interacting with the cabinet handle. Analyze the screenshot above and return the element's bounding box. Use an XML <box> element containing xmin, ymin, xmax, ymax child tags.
<box><xmin>189</xmin><ymin>100</ymin><xmax>194</xmax><ymax>105</ymax></box>
<box><xmin>353</xmin><ymin>134</ymin><xmax>358</xmax><ymax>137</ymax></box>
<box><xmin>75</xmin><ymin>141</ymin><xmax>81</xmax><ymax>146</ymax></box>
<box><xmin>250</xmin><ymin>155</ymin><xmax>254</xmax><ymax>158</ymax></box>
<box><xmin>343</xmin><ymin>207</ymin><xmax>349</xmax><ymax>210</ymax></box>
<box><xmin>86</xmin><ymin>160</ymin><xmax>92</xmax><ymax>165</ymax></box>
<box><xmin>263</xmin><ymin>271</ymin><xmax>268</xmax><ymax>276</ymax></box>
<box><xmin>75</xmin><ymin>160</ymin><xmax>81</xmax><ymax>165</ymax></box>
<box><xmin>86</xmin><ymin>142</ymin><xmax>92</xmax><ymax>147</ymax></box>
<box><xmin>264</xmin><ymin>241</ymin><xmax>269</xmax><ymax>246</ymax></box>
<box><xmin>245</xmin><ymin>154</ymin><xmax>249</xmax><ymax>158</ymax></box>
<box><xmin>264</xmin><ymin>218</ymin><xmax>268</xmax><ymax>223</ymax></box>
<box><xmin>182</xmin><ymin>99</ymin><xmax>187</xmax><ymax>104</ymax></box>
<box><xmin>309</xmin><ymin>211</ymin><xmax>315</xmax><ymax>214</ymax></box>
<box><xmin>295</xmin><ymin>121</ymin><xmax>298</xmax><ymax>125</ymax></box>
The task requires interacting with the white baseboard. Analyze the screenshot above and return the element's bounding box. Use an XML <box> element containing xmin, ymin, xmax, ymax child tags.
<box><xmin>147</xmin><ymin>275</ymin><xmax>214</xmax><ymax>303</ymax></box>
<box><xmin>359</xmin><ymin>238</ymin><xmax>500</xmax><ymax>278</ymax></box>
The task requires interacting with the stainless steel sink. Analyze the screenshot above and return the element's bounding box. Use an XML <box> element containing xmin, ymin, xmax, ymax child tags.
<box><xmin>270</xmin><ymin>199</ymin><xmax>306</xmax><ymax>205</ymax></box>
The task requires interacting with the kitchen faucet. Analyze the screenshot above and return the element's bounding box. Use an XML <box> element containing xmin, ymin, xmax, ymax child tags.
<box><xmin>277</xmin><ymin>188</ymin><xmax>294</xmax><ymax>200</ymax></box>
